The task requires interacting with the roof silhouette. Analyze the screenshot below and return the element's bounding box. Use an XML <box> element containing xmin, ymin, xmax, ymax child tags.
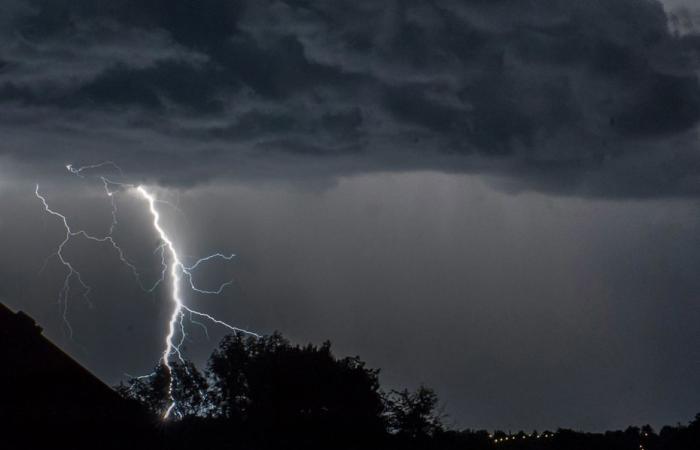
<box><xmin>0</xmin><ymin>303</ymin><xmax>149</xmax><ymax>446</ymax></box>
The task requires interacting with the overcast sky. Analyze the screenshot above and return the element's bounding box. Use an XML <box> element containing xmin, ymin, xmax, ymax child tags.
<box><xmin>1</xmin><ymin>0</ymin><xmax>699</xmax><ymax>431</ymax></box>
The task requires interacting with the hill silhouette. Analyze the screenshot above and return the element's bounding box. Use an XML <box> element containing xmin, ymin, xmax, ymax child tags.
<box><xmin>2</xmin><ymin>303</ymin><xmax>698</xmax><ymax>450</ymax></box>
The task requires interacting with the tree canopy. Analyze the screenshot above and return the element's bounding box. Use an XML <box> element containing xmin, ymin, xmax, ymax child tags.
<box><xmin>117</xmin><ymin>332</ymin><xmax>700</xmax><ymax>450</ymax></box>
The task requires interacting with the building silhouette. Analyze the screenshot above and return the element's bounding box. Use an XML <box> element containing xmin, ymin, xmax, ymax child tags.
<box><xmin>0</xmin><ymin>303</ymin><xmax>149</xmax><ymax>447</ymax></box>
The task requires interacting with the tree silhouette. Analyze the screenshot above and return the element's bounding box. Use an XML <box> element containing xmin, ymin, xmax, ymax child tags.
<box><xmin>208</xmin><ymin>332</ymin><xmax>387</xmax><ymax>446</ymax></box>
<box><xmin>117</xmin><ymin>360</ymin><xmax>209</xmax><ymax>418</ymax></box>
<box><xmin>385</xmin><ymin>385</ymin><xmax>444</xmax><ymax>441</ymax></box>
<box><xmin>113</xmin><ymin>331</ymin><xmax>700</xmax><ymax>450</ymax></box>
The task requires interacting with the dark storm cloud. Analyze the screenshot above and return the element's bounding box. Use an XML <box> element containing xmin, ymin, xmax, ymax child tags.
<box><xmin>2</xmin><ymin>0</ymin><xmax>700</xmax><ymax>195</ymax></box>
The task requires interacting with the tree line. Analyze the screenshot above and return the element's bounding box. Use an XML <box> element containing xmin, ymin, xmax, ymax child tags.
<box><xmin>117</xmin><ymin>332</ymin><xmax>700</xmax><ymax>450</ymax></box>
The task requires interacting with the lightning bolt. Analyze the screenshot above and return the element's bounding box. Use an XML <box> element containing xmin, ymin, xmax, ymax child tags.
<box><xmin>37</xmin><ymin>163</ymin><xmax>259</xmax><ymax>419</ymax></box>
<box><xmin>136</xmin><ymin>186</ymin><xmax>259</xmax><ymax>418</ymax></box>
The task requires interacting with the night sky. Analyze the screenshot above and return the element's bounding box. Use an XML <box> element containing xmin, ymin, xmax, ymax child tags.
<box><xmin>1</xmin><ymin>0</ymin><xmax>700</xmax><ymax>431</ymax></box>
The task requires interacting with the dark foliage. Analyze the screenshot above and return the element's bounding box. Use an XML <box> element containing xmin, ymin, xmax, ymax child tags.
<box><xmin>118</xmin><ymin>332</ymin><xmax>393</xmax><ymax>448</ymax></box>
<box><xmin>115</xmin><ymin>331</ymin><xmax>700</xmax><ymax>450</ymax></box>
<box><xmin>385</xmin><ymin>385</ymin><xmax>444</xmax><ymax>442</ymax></box>
<box><xmin>117</xmin><ymin>360</ymin><xmax>210</xmax><ymax>418</ymax></box>
<box><xmin>208</xmin><ymin>332</ymin><xmax>387</xmax><ymax>447</ymax></box>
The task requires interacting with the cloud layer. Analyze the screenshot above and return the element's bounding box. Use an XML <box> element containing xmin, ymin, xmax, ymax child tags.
<box><xmin>2</xmin><ymin>0</ymin><xmax>700</xmax><ymax>195</ymax></box>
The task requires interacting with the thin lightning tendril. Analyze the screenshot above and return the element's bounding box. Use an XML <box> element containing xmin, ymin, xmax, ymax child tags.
<box><xmin>37</xmin><ymin>163</ymin><xmax>260</xmax><ymax>419</ymax></box>
<box><xmin>35</xmin><ymin>185</ymin><xmax>142</xmax><ymax>336</ymax></box>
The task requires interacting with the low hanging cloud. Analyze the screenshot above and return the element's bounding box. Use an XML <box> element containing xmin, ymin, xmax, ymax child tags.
<box><xmin>1</xmin><ymin>0</ymin><xmax>700</xmax><ymax>196</ymax></box>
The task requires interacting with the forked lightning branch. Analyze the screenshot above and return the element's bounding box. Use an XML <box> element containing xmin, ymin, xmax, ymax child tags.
<box><xmin>36</xmin><ymin>163</ymin><xmax>259</xmax><ymax>419</ymax></box>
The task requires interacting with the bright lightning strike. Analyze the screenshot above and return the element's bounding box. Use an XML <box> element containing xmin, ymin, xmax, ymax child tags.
<box><xmin>37</xmin><ymin>163</ymin><xmax>259</xmax><ymax>419</ymax></box>
<box><xmin>136</xmin><ymin>186</ymin><xmax>258</xmax><ymax>418</ymax></box>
